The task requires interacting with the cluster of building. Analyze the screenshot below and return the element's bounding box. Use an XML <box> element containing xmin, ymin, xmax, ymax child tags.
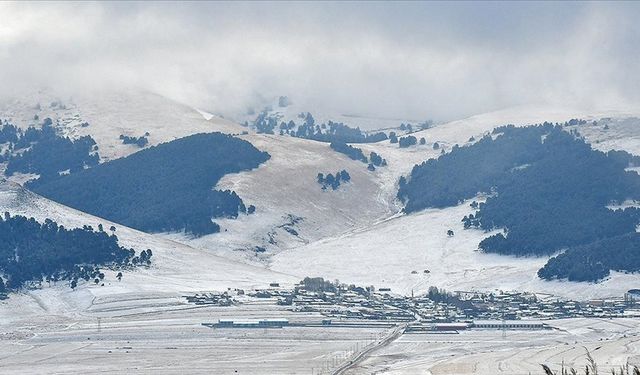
<box><xmin>183</xmin><ymin>292</ymin><xmax>235</xmax><ymax>306</ymax></box>
<box><xmin>190</xmin><ymin>280</ymin><xmax>640</xmax><ymax>331</ymax></box>
<box><xmin>243</xmin><ymin>284</ymin><xmax>637</xmax><ymax>323</ymax></box>
<box><xmin>245</xmin><ymin>284</ymin><xmax>415</xmax><ymax>321</ymax></box>
<box><xmin>448</xmin><ymin>290</ymin><xmax>635</xmax><ymax>320</ymax></box>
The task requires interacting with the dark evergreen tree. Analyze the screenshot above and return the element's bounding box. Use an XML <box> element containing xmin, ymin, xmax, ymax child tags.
<box><xmin>30</xmin><ymin>133</ymin><xmax>269</xmax><ymax>237</ymax></box>
<box><xmin>397</xmin><ymin>124</ymin><xmax>640</xmax><ymax>279</ymax></box>
<box><xmin>339</xmin><ymin>170</ymin><xmax>350</xmax><ymax>181</ymax></box>
<box><xmin>0</xmin><ymin>214</ymin><xmax>145</xmax><ymax>291</ymax></box>
<box><xmin>5</xmin><ymin>123</ymin><xmax>99</xmax><ymax>181</ymax></box>
<box><xmin>389</xmin><ymin>132</ymin><xmax>398</xmax><ymax>144</ymax></box>
<box><xmin>369</xmin><ymin>152</ymin><xmax>385</xmax><ymax>167</ymax></box>
<box><xmin>399</xmin><ymin>136</ymin><xmax>417</xmax><ymax>148</ymax></box>
<box><xmin>120</xmin><ymin>134</ymin><xmax>149</xmax><ymax>147</ymax></box>
<box><xmin>330</xmin><ymin>141</ymin><xmax>367</xmax><ymax>163</ymax></box>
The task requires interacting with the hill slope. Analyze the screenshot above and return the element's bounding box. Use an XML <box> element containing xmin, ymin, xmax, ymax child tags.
<box><xmin>0</xmin><ymin>180</ymin><xmax>295</xmax><ymax>305</ymax></box>
<box><xmin>0</xmin><ymin>89</ymin><xmax>245</xmax><ymax>162</ymax></box>
<box><xmin>30</xmin><ymin>132</ymin><xmax>270</xmax><ymax>236</ymax></box>
<box><xmin>4</xmin><ymin>89</ymin><xmax>640</xmax><ymax>299</ymax></box>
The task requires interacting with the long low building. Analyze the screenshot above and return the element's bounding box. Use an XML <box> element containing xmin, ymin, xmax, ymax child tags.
<box><xmin>405</xmin><ymin>322</ymin><xmax>471</xmax><ymax>332</ymax></box>
<box><xmin>211</xmin><ymin>318</ymin><xmax>289</xmax><ymax>328</ymax></box>
<box><xmin>472</xmin><ymin>320</ymin><xmax>546</xmax><ymax>330</ymax></box>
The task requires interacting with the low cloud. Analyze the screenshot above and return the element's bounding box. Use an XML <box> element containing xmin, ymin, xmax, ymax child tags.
<box><xmin>1</xmin><ymin>2</ymin><xmax>640</xmax><ymax>121</ymax></box>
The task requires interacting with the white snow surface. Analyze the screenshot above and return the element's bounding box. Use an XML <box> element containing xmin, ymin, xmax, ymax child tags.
<box><xmin>567</xmin><ymin>116</ymin><xmax>640</xmax><ymax>156</ymax></box>
<box><xmin>346</xmin><ymin>318</ymin><xmax>640</xmax><ymax>374</ymax></box>
<box><xmin>0</xmin><ymin>88</ymin><xmax>244</xmax><ymax>162</ymax></box>
<box><xmin>272</xmin><ymin>199</ymin><xmax>640</xmax><ymax>300</ymax></box>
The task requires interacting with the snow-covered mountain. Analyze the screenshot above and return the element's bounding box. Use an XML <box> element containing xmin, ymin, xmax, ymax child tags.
<box><xmin>0</xmin><ymin>89</ymin><xmax>244</xmax><ymax>162</ymax></box>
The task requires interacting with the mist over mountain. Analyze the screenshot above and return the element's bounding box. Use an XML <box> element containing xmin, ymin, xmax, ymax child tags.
<box><xmin>3</xmin><ymin>2</ymin><xmax>640</xmax><ymax>121</ymax></box>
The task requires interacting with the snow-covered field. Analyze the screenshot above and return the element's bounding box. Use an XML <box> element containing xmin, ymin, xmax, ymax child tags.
<box><xmin>346</xmin><ymin>318</ymin><xmax>640</xmax><ymax>375</ymax></box>
<box><xmin>0</xmin><ymin>294</ymin><xmax>390</xmax><ymax>375</ymax></box>
<box><xmin>1</xmin><ymin>291</ymin><xmax>639</xmax><ymax>375</ymax></box>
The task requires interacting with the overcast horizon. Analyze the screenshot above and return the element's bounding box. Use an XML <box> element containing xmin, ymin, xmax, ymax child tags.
<box><xmin>2</xmin><ymin>1</ymin><xmax>640</xmax><ymax>121</ymax></box>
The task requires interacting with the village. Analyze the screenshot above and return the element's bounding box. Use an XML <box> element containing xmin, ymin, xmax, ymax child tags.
<box><xmin>186</xmin><ymin>277</ymin><xmax>640</xmax><ymax>332</ymax></box>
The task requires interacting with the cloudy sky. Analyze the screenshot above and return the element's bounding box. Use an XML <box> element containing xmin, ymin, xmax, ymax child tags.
<box><xmin>1</xmin><ymin>1</ymin><xmax>640</xmax><ymax>121</ymax></box>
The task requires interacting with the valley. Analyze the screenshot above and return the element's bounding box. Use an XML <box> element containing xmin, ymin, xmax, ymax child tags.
<box><xmin>5</xmin><ymin>3</ymin><xmax>640</xmax><ymax>373</ymax></box>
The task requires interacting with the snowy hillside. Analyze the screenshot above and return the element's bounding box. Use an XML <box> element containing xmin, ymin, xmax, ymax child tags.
<box><xmin>176</xmin><ymin>105</ymin><xmax>602</xmax><ymax>256</ymax></box>
<box><xmin>0</xmin><ymin>89</ymin><xmax>244</xmax><ymax>162</ymax></box>
<box><xmin>2</xmin><ymin>89</ymin><xmax>640</xmax><ymax>300</ymax></box>
<box><xmin>271</xmin><ymin>198</ymin><xmax>640</xmax><ymax>301</ymax></box>
<box><xmin>200</xmin><ymin>103</ymin><xmax>640</xmax><ymax>299</ymax></box>
<box><xmin>0</xmin><ymin>180</ymin><xmax>296</xmax><ymax>315</ymax></box>
<box><xmin>566</xmin><ymin>116</ymin><xmax>640</xmax><ymax>156</ymax></box>
<box><xmin>177</xmin><ymin>133</ymin><xmax>406</xmax><ymax>259</ymax></box>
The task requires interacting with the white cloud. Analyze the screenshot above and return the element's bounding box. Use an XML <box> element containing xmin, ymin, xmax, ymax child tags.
<box><xmin>1</xmin><ymin>2</ymin><xmax>640</xmax><ymax>121</ymax></box>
